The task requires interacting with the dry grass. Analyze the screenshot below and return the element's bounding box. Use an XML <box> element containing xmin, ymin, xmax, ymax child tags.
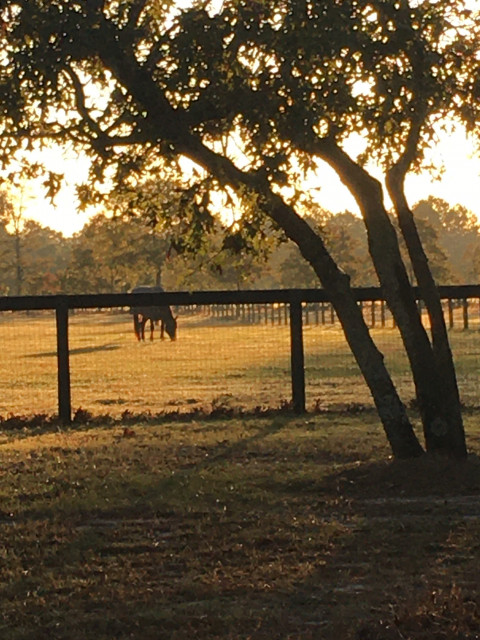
<box><xmin>1</xmin><ymin>308</ymin><xmax>480</xmax><ymax>418</ymax></box>
<box><xmin>1</xmin><ymin>414</ymin><xmax>480</xmax><ymax>639</ymax></box>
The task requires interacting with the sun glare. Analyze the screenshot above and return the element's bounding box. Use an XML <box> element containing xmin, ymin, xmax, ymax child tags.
<box><xmin>4</xmin><ymin>147</ymin><xmax>94</xmax><ymax>237</ymax></box>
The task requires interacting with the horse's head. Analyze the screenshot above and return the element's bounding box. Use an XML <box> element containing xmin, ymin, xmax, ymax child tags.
<box><xmin>164</xmin><ymin>315</ymin><xmax>177</xmax><ymax>340</ymax></box>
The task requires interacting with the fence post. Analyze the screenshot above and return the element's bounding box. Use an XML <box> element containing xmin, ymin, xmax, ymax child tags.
<box><xmin>56</xmin><ymin>299</ymin><xmax>72</xmax><ymax>425</ymax></box>
<box><xmin>463</xmin><ymin>298</ymin><xmax>469</xmax><ymax>330</ymax></box>
<box><xmin>289</xmin><ymin>300</ymin><xmax>306</xmax><ymax>414</ymax></box>
<box><xmin>448</xmin><ymin>299</ymin><xmax>454</xmax><ymax>329</ymax></box>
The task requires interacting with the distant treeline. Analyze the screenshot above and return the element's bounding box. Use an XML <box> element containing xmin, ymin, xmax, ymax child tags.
<box><xmin>0</xmin><ymin>195</ymin><xmax>479</xmax><ymax>295</ymax></box>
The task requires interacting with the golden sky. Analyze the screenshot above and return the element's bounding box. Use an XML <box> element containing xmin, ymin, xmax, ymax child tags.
<box><xmin>16</xmin><ymin>127</ymin><xmax>480</xmax><ymax>237</ymax></box>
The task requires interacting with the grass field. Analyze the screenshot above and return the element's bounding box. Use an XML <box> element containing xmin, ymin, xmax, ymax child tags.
<box><xmin>1</xmin><ymin>414</ymin><xmax>480</xmax><ymax>639</ymax></box>
<box><xmin>1</xmin><ymin>308</ymin><xmax>480</xmax><ymax>419</ymax></box>
<box><xmin>1</xmin><ymin>309</ymin><xmax>480</xmax><ymax>637</ymax></box>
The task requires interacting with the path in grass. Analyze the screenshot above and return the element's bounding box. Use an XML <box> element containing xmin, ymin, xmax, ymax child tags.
<box><xmin>1</xmin><ymin>413</ymin><xmax>480</xmax><ymax>639</ymax></box>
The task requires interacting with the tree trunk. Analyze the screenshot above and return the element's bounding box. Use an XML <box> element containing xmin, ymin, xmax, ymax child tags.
<box><xmin>258</xmin><ymin>187</ymin><xmax>424</xmax><ymax>457</ymax></box>
<box><xmin>387</xmin><ymin>169</ymin><xmax>466</xmax><ymax>457</ymax></box>
<box><xmin>14</xmin><ymin>232</ymin><xmax>22</xmax><ymax>296</ymax></box>
<box><xmin>97</xmin><ymin>43</ymin><xmax>424</xmax><ymax>458</ymax></box>
<box><xmin>317</xmin><ymin>142</ymin><xmax>467</xmax><ymax>457</ymax></box>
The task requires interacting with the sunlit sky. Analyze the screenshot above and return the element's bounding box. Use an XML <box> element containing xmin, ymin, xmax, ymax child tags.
<box><xmin>13</xmin><ymin>127</ymin><xmax>480</xmax><ymax>238</ymax></box>
<box><xmin>6</xmin><ymin>0</ymin><xmax>480</xmax><ymax>237</ymax></box>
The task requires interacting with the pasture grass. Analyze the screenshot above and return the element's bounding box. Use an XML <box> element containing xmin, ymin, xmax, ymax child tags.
<box><xmin>1</xmin><ymin>413</ymin><xmax>480</xmax><ymax>638</ymax></box>
<box><xmin>1</xmin><ymin>308</ymin><xmax>480</xmax><ymax>418</ymax></box>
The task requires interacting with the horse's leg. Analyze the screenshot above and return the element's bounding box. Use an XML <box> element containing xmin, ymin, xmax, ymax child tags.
<box><xmin>160</xmin><ymin>320</ymin><xmax>165</xmax><ymax>340</ymax></box>
<box><xmin>134</xmin><ymin>314</ymin><xmax>142</xmax><ymax>341</ymax></box>
<box><xmin>150</xmin><ymin>319</ymin><xmax>155</xmax><ymax>341</ymax></box>
<box><xmin>140</xmin><ymin>316</ymin><xmax>147</xmax><ymax>341</ymax></box>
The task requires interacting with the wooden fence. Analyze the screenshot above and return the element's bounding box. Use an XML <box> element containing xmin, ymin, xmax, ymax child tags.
<box><xmin>1</xmin><ymin>285</ymin><xmax>480</xmax><ymax>423</ymax></box>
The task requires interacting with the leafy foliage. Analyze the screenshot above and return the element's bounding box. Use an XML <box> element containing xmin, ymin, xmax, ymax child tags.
<box><xmin>1</xmin><ymin>194</ymin><xmax>479</xmax><ymax>295</ymax></box>
<box><xmin>0</xmin><ymin>190</ymin><xmax>69</xmax><ymax>294</ymax></box>
<box><xmin>1</xmin><ymin>1</ymin><xmax>478</xmax><ymax>231</ymax></box>
<box><xmin>414</xmin><ymin>197</ymin><xmax>480</xmax><ymax>283</ymax></box>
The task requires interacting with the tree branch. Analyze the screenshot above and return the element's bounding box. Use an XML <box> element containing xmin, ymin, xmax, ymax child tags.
<box><xmin>61</xmin><ymin>65</ymin><xmax>147</xmax><ymax>151</ymax></box>
<box><xmin>127</xmin><ymin>0</ymin><xmax>149</xmax><ymax>29</ymax></box>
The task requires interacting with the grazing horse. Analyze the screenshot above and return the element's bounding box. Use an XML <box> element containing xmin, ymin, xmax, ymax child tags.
<box><xmin>131</xmin><ymin>285</ymin><xmax>177</xmax><ymax>341</ymax></box>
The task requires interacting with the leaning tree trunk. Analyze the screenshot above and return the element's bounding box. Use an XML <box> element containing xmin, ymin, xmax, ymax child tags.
<box><xmin>317</xmin><ymin>142</ymin><xmax>467</xmax><ymax>457</ymax></box>
<box><xmin>186</xmin><ymin>143</ymin><xmax>424</xmax><ymax>457</ymax></box>
<box><xmin>387</xmin><ymin>168</ymin><xmax>466</xmax><ymax>457</ymax></box>
<box><xmin>96</xmin><ymin>42</ymin><xmax>424</xmax><ymax>458</ymax></box>
<box><xmin>255</xmin><ymin>184</ymin><xmax>424</xmax><ymax>458</ymax></box>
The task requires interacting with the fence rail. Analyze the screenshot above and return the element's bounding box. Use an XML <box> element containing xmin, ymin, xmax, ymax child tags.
<box><xmin>1</xmin><ymin>285</ymin><xmax>480</xmax><ymax>424</ymax></box>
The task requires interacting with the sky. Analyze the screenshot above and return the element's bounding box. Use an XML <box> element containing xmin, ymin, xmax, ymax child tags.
<box><xmin>14</xmin><ymin>127</ymin><xmax>480</xmax><ymax>238</ymax></box>
<box><xmin>3</xmin><ymin>0</ymin><xmax>480</xmax><ymax>236</ymax></box>
<box><xmin>6</xmin><ymin>147</ymin><xmax>93</xmax><ymax>237</ymax></box>
<box><xmin>308</xmin><ymin>128</ymin><xmax>480</xmax><ymax>217</ymax></box>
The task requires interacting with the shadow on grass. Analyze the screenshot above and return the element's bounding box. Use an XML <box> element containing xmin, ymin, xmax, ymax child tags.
<box><xmin>274</xmin><ymin>454</ymin><xmax>480</xmax><ymax>638</ymax></box>
<box><xmin>3</xmin><ymin>422</ymin><xmax>480</xmax><ymax>639</ymax></box>
<box><xmin>26</xmin><ymin>343</ymin><xmax>121</xmax><ymax>358</ymax></box>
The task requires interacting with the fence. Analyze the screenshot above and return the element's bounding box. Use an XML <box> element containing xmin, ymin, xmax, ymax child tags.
<box><xmin>1</xmin><ymin>285</ymin><xmax>480</xmax><ymax>423</ymax></box>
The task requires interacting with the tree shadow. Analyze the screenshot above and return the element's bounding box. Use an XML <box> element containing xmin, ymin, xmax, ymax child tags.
<box><xmin>26</xmin><ymin>343</ymin><xmax>121</xmax><ymax>358</ymax></box>
<box><xmin>5</xmin><ymin>425</ymin><xmax>480</xmax><ymax>639</ymax></box>
<box><xmin>273</xmin><ymin>454</ymin><xmax>480</xmax><ymax>637</ymax></box>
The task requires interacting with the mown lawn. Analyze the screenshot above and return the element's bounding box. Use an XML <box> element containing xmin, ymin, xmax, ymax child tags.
<box><xmin>1</xmin><ymin>413</ymin><xmax>480</xmax><ymax>639</ymax></box>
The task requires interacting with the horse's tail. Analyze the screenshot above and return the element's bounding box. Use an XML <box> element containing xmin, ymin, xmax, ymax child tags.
<box><xmin>133</xmin><ymin>313</ymin><xmax>142</xmax><ymax>340</ymax></box>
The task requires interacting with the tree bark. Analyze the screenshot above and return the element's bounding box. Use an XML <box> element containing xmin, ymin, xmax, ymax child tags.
<box><xmin>387</xmin><ymin>167</ymin><xmax>466</xmax><ymax>457</ymax></box>
<box><xmin>315</xmin><ymin>141</ymin><xmax>467</xmax><ymax>457</ymax></box>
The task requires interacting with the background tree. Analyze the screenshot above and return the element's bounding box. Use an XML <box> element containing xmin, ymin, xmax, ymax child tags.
<box><xmin>0</xmin><ymin>189</ymin><xmax>26</xmax><ymax>295</ymax></box>
<box><xmin>323</xmin><ymin>212</ymin><xmax>377</xmax><ymax>287</ymax></box>
<box><xmin>64</xmin><ymin>214</ymin><xmax>169</xmax><ymax>293</ymax></box>
<box><xmin>414</xmin><ymin>198</ymin><xmax>480</xmax><ymax>283</ymax></box>
<box><xmin>18</xmin><ymin>220</ymin><xmax>70</xmax><ymax>294</ymax></box>
<box><xmin>0</xmin><ymin>196</ymin><xmax>475</xmax><ymax>295</ymax></box>
<box><xmin>0</xmin><ymin>189</ymin><xmax>70</xmax><ymax>295</ymax></box>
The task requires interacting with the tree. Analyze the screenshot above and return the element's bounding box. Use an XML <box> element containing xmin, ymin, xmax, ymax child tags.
<box><xmin>0</xmin><ymin>189</ymin><xmax>70</xmax><ymax>294</ymax></box>
<box><xmin>323</xmin><ymin>212</ymin><xmax>377</xmax><ymax>287</ymax></box>
<box><xmin>1</xmin><ymin>1</ymin><xmax>478</xmax><ymax>458</ymax></box>
<box><xmin>64</xmin><ymin>214</ymin><xmax>170</xmax><ymax>293</ymax></box>
<box><xmin>414</xmin><ymin>198</ymin><xmax>480</xmax><ymax>283</ymax></box>
<box><xmin>394</xmin><ymin>211</ymin><xmax>454</xmax><ymax>285</ymax></box>
<box><xmin>0</xmin><ymin>189</ymin><xmax>26</xmax><ymax>295</ymax></box>
<box><xmin>259</xmin><ymin>210</ymin><xmax>377</xmax><ymax>289</ymax></box>
<box><xmin>18</xmin><ymin>220</ymin><xmax>70</xmax><ymax>294</ymax></box>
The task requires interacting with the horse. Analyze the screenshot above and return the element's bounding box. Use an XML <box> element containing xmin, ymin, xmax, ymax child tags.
<box><xmin>130</xmin><ymin>285</ymin><xmax>177</xmax><ymax>341</ymax></box>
